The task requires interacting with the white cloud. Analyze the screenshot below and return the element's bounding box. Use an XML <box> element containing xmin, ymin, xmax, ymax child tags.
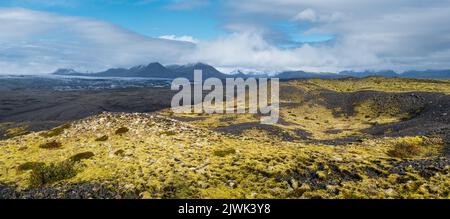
<box><xmin>183</xmin><ymin>32</ymin><xmax>381</xmax><ymax>73</ymax></box>
<box><xmin>220</xmin><ymin>0</ymin><xmax>450</xmax><ymax>71</ymax></box>
<box><xmin>292</xmin><ymin>8</ymin><xmax>317</xmax><ymax>22</ymax></box>
<box><xmin>0</xmin><ymin>8</ymin><xmax>194</xmax><ymax>74</ymax></box>
<box><xmin>2</xmin><ymin>1</ymin><xmax>450</xmax><ymax>74</ymax></box>
<box><xmin>159</xmin><ymin>35</ymin><xmax>198</xmax><ymax>44</ymax></box>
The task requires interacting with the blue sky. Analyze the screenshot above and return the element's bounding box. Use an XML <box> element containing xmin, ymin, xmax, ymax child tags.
<box><xmin>0</xmin><ymin>0</ymin><xmax>333</xmax><ymax>44</ymax></box>
<box><xmin>0</xmin><ymin>0</ymin><xmax>224</xmax><ymax>40</ymax></box>
<box><xmin>1</xmin><ymin>0</ymin><xmax>450</xmax><ymax>74</ymax></box>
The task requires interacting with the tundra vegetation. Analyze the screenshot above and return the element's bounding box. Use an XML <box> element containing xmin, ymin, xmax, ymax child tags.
<box><xmin>0</xmin><ymin>77</ymin><xmax>449</xmax><ymax>199</ymax></box>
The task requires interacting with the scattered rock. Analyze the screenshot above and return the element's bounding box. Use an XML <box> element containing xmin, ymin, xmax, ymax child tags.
<box><xmin>114</xmin><ymin>149</ymin><xmax>125</xmax><ymax>156</ymax></box>
<box><xmin>95</xmin><ymin>135</ymin><xmax>108</xmax><ymax>141</ymax></box>
<box><xmin>115</xmin><ymin>127</ymin><xmax>129</xmax><ymax>135</ymax></box>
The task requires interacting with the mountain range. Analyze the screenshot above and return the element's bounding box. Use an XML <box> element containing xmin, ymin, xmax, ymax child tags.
<box><xmin>54</xmin><ymin>62</ymin><xmax>228</xmax><ymax>80</ymax></box>
<box><xmin>53</xmin><ymin>62</ymin><xmax>450</xmax><ymax>79</ymax></box>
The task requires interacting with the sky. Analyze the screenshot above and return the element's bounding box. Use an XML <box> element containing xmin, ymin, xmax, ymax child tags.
<box><xmin>1</xmin><ymin>0</ymin><xmax>450</xmax><ymax>74</ymax></box>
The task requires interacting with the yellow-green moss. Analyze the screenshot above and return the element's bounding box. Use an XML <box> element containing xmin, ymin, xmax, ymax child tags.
<box><xmin>213</xmin><ymin>148</ymin><xmax>236</xmax><ymax>157</ymax></box>
<box><xmin>0</xmin><ymin>112</ymin><xmax>448</xmax><ymax>199</ymax></box>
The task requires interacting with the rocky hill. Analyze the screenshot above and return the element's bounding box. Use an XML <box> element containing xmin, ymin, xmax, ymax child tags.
<box><xmin>0</xmin><ymin>77</ymin><xmax>449</xmax><ymax>199</ymax></box>
<box><xmin>0</xmin><ymin>112</ymin><xmax>449</xmax><ymax>199</ymax></box>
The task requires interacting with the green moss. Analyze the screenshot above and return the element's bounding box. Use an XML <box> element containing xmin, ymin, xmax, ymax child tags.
<box><xmin>69</xmin><ymin>152</ymin><xmax>95</xmax><ymax>162</ymax></box>
<box><xmin>302</xmin><ymin>77</ymin><xmax>450</xmax><ymax>94</ymax></box>
<box><xmin>213</xmin><ymin>148</ymin><xmax>236</xmax><ymax>157</ymax></box>
<box><xmin>1</xmin><ymin>112</ymin><xmax>449</xmax><ymax>199</ymax></box>
<box><xmin>340</xmin><ymin>190</ymin><xmax>369</xmax><ymax>199</ymax></box>
<box><xmin>115</xmin><ymin>127</ymin><xmax>129</xmax><ymax>135</ymax></box>
<box><xmin>39</xmin><ymin>140</ymin><xmax>63</xmax><ymax>149</ymax></box>
<box><xmin>28</xmin><ymin>161</ymin><xmax>77</xmax><ymax>187</ymax></box>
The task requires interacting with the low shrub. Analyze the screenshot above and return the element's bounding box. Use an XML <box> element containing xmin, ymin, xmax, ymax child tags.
<box><xmin>28</xmin><ymin>161</ymin><xmax>77</xmax><ymax>187</ymax></box>
<box><xmin>95</xmin><ymin>135</ymin><xmax>109</xmax><ymax>141</ymax></box>
<box><xmin>69</xmin><ymin>152</ymin><xmax>95</xmax><ymax>162</ymax></box>
<box><xmin>388</xmin><ymin>137</ymin><xmax>423</xmax><ymax>158</ymax></box>
<box><xmin>40</xmin><ymin>123</ymin><xmax>71</xmax><ymax>137</ymax></box>
<box><xmin>39</xmin><ymin>140</ymin><xmax>62</xmax><ymax>149</ymax></box>
<box><xmin>115</xmin><ymin>127</ymin><xmax>129</xmax><ymax>135</ymax></box>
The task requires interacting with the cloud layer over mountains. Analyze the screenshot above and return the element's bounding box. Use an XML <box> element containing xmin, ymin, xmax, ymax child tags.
<box><xmin>0</xmin><ymin>8</ymin><xmax>194</xmax><ymax>74</ymax></box>
<box><xmin>1</xmin><ymin>0</ymin><xmax>450</xmax><ymax>74</ymax></box>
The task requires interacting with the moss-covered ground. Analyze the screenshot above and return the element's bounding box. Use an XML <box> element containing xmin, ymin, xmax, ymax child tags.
<box><xmin>0</xmin><ymin>77</ymin><xmax>449</xmax><ymax>199</ymax></box>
